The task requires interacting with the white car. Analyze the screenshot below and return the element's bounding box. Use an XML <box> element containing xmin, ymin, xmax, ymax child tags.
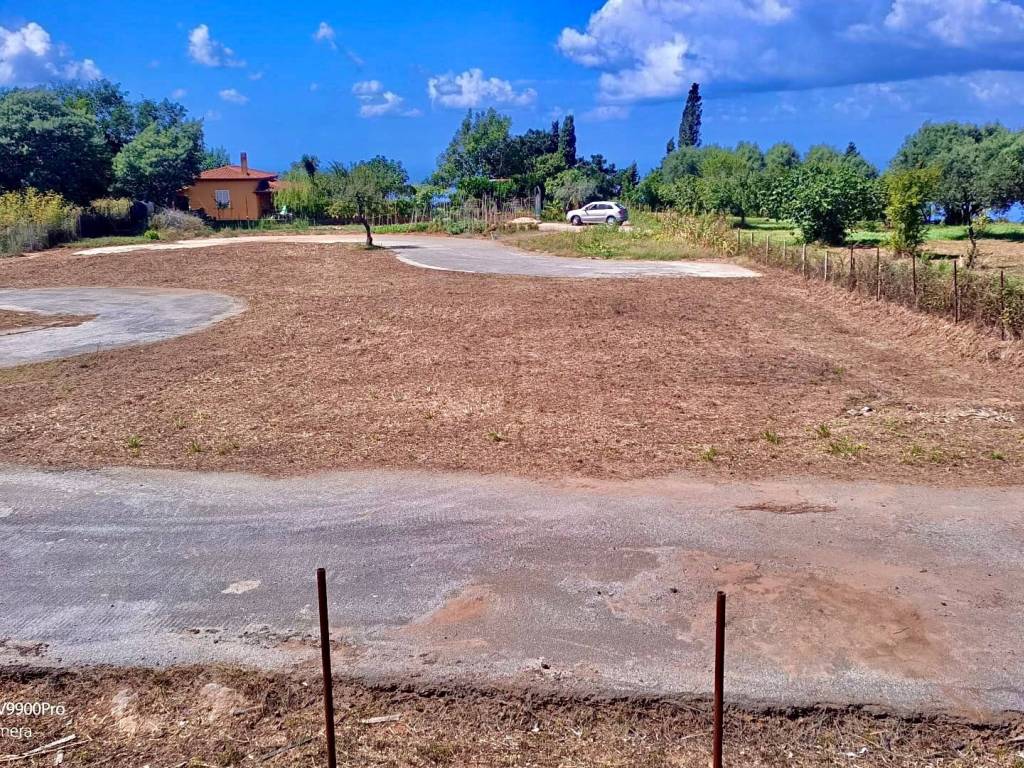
<box><xmin>566</xmin><ymin>201</ymin><xmax>629</xmax><ymax>226</ymax></box>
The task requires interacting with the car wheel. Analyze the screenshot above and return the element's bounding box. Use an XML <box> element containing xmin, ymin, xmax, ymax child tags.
<box><xmin>605</xmin><ymin>216</ymin><xmax>619</xmax><ymax>226</ymax></box>
<box><xmin>570</xmin><ymin>215</ymin><xmax>582</xmax><ymax>226</ymax></box>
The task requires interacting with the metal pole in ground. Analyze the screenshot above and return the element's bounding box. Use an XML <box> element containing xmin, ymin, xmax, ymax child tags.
<box><xmin>911</xmin><ymin>254</ymin><xmax>918</xmax><ymax>306</ymax></box>
<box><xmin>876</xmin><ymin>247</ymin><xmax>881</xmax><ymax>300</ymax></box>
<box><xmin>953</xmin><ymin>259</ymin><xmax>960</xmax><ymax>323</ymax></box>
<box><xmin>712</xmin><ymin>591</ymin><xmax>727</xmax><ymax>768</ymax></box>
<box><xmin>1000</xmin><ymin>269</ymin><xmax>1007</xmax><ymax>341</ymax></box>
<box><xmin>317</xmin><ymin>568</ymin><xmax>338</xmax><ymax>768</ymax></box>
<box><xmin>849</xmin><ymin>247</ymin><xmax>856</xmax><ymax>291</ymax></box>
<box><xmin>801</xmin><ymin>243</ymin><xmax>807</xmax><ymax>279</ymax></box>
<box><xmin>824</xmin><ymin>250</ymin><xmax>829</xmax><ymax>283</ymax></box>
<box><xmin>765</xmin><ymin>235</ymin><xmax>770</xmax><ymax>265</ymax></box>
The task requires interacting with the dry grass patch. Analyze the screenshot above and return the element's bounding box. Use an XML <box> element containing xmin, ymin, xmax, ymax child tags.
<box><xmin>0</xmin><ymin>666</ymin><xmax>1021</xmax><ymax>767</ymax></box>
<box><xmin>0</xmin><ymin>241</ymin><xmax>1022</xmax><ymax>484</ymax></box>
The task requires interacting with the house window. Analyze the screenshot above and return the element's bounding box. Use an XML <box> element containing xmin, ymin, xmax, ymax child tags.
<box><xmin>214</xmin><ymin>189</ymin><xmax>231</xmax><ymax>209</ymax></box>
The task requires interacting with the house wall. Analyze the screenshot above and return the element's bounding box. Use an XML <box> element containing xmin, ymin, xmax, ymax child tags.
<box><xmin>183</xmin><ymin>180</ymin><xmax>272</xmax><ymax>221</ymax></box>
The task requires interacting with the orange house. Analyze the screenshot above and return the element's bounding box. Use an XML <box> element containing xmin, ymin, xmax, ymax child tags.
<box><xmin>181</xmin><ymin>153</ymin><xmax>280</xmax><ymax>221</ymax></box>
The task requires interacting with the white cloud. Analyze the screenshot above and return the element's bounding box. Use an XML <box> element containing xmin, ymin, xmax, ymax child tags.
<box><xmin>427</xmin><ymin>68</ymin><xmax>537</xmax><ymax>108</ymax></box>
<box><xmin>556</xmin><ymin>0</ymin><xmax>795</xmax><ymax>103</ymax></box>
<box><xmin>248</xmin><ymin>71</ymin><xmax>264</xmax><ymax>81</ymax></box>
<box><xmin>582</xmin><ymin>105</ymin><xmax>631</xmax><ymax>121</ymax></box>
<box><xmin>882</xmin><ymin>0</ymin><xmax>1024</xmax><ymax>47</ymax></box>
<box><xmin>314</xmin><ymin>21</ymin><xmax>337</xmax><ymax>49</ymax></box>
<box><xmin>218</xmin><ymin>88</ymin><xmax>249</xmax><ymax>105</ymax></box>
<box><xmin>0</xmin><ymin>22</ymin><xmax>101</xmax><ymax>85</ymax></box>
<box><xmin>352</xmin><ymin>80</ymin><xmax>420</xmax><ymax>118</ymax></box>
<box><xmin>188</xmin><ymin>24</ymin><xmax>245</xmax><ymax>68</ymax></box>
<box><xmin>170</xmin><ymin>88</ymin><xmax>187</xmax><ymax>100</ymax></box>
<box><xmin>598</xmin><ymin>34</ymin><xmax>696</xmax><ymax>102</ymax></box>
<box><xmin>963</xmin><ymin>69</ymin><xmax>1024</xmax><ymax>105</ymax></box>
<box><xmin>352</xmin><ymin>79</ymin><xmax>382</xmax><ymax>96</ymax></box>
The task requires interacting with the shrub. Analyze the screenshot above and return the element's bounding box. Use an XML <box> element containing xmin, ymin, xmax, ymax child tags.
<box><xmin>0</xmin><ymin>188</ymin><xmax>80</xmax><ymax>256</ymax></box>
<box><xmin>81</xmin><ymin>196</ymin><xmax>140</xmax><ymax>238</ymax></box>
<box><xmin>144</xmin><ymin>229</ymin><xmax>160</xmax><ymax>240</ymax></box>
<box><xmin>150</xmin><ymin>208</ymin><xmax>209</xmax><ymax>238</ymax></box>
<box><xmin>884</xmin><ymin>168</ymin><xmax>939</xmax><ymax>256</ymax></box>
<box><xmin>656</xmin><ymin>212</ymin><xmax>738</xmax><ymax>255</ymax></box>
<box><xmin>88</xmin><ymin>197</ymin><xmax>133</xmax><ymax>220</ymax></box>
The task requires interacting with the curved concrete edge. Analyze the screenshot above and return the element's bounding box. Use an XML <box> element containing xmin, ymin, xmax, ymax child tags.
<box><xmin>73</xmin><ymin>234</ymin><xmax>762</xmax><ymax>279</ymax></box>
<box><xmin>0</xmin><ymin>287</ymin><xmax>246</xmax><ymax>368</ymax></box>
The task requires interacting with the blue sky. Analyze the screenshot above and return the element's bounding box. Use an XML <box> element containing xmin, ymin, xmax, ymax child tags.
<box><xmin>4</xmin><ymin>1</ymin><xmax>1024</xmax><ymax>180</ymax></box>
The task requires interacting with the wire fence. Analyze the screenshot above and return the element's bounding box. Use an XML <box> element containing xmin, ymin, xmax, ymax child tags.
<box><xmin>734</xmin><ymin>231</ymin><xmax>1024</xmax><ymax>341</ymax></box>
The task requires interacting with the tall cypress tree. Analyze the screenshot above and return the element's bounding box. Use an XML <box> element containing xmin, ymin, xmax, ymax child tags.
<box><xmin>666</xmin><ymin>137</ymin><xmax>676</xmax><ymax>155</ymax></box>
<box><xmin>679</xmin><ymin>83</ymin><xmax>702</xmax><ymax>148</ymax></box>
<box><xmin>549</xmin><ymin>119</ymin><xmax>560</xmax><ymax>153</ymax></box>
<box><xmin>558</xmin><ymin>114</ymin><xmax>577</xmax><ymax>167</ymax></box>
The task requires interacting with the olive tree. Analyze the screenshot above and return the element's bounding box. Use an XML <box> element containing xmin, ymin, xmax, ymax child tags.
<box><xmin>325</xmin><ymin>156</ymin><xmax>409</xmax><ymax>246</ymax></box>
<box><xmin>892</xmin><ymin>122</ymin><xmax>1024</xmax><ymax>263</ymax></box>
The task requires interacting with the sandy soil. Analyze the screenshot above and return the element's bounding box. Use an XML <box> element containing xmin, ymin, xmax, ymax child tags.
<box><xmin>1</xmin><ymin>666</ymin><xmax>1020</xmax><ymax>766</ymax></box>
<box><xmin>0</xmin><ymin>241</ymin><xmax>1022</xmax><ymax>483</ymax></box>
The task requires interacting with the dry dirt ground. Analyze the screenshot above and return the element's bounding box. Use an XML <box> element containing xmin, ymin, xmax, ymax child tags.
<box><xmin>1</xmin><ymin>241</ymin><xmax>1023</xmax><ymax>484</ymax></box>
<box><xmin>1</xmin><ymin>666</ymin><xmax>1021</xmax><ymax>767</ymax></box>
<box><xmin>927</xmin><ymin>239</ymin><xmax>1024</xmax><ymax>274</ymax></box>
<box><xmin>0</xmin><ymin>309</ymin><xmax>89</xmax><ymax>334</ymax></box>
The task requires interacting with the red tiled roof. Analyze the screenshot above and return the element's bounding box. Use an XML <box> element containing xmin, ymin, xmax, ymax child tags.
<box><xmin>196</xmin><ymin>165</ymin><xmax>277</xmax><ymax>181</ymax></box>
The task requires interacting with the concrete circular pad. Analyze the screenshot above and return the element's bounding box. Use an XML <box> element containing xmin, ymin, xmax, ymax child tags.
<box><xmin>0</xmin><ymin>287</ymin><xmax>245</xmax><ymax>368</ymax></box>
<box><xmin>75</xmin><ymin>234</ymin><xmax>761</xmax><ymax>279</ymax></box>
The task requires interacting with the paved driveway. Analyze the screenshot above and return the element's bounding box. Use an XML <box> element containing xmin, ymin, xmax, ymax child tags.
<box><xmin>75</xmin><ymin>234</ymin><xmax>761</xmax><ymax>279</ymax></box>
<box><xmin>2</xmin><ymin>465</ymin><xmax>1020</xmax><ymax>715</ymax></box>
<box><xmin>0</xmin><ymin>288</ymin><xmax>244</xmax><ymax>368</ymax></box>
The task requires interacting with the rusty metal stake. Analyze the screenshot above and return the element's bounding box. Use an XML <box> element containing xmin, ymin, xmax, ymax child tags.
<box><xmin>875</xmin><ymin>247</ymin><xmax>881</xmax><ymax>300</ymax></box>
<box><xmin>317</xmin><ymin>568</ymin><xmax>338</xmax><ymax>768</ymax></box>
<box><xmin>953</xmin><ymin>259</ymin><xmax>960</xmax><ymax>323</ymax></box>
<box><xmin>1000</xmin><ymin>269</ymin><xmax>1007</xmax><ymax>341</ymax></box>
<box><xmin>712</xmin><ymin>591</ymin><xmax>726</xmax><ymax>768</ymax></box>
<box><xmin>911</xmin><ymin>253</ymin><xmax>918</xmax><ymax>305</ymax></box>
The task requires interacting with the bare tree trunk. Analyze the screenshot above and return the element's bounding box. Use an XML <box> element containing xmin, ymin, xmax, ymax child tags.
<box><xmin>360</xmin><ymin>217</ymin><xmax>373</xmax><ymax>247</ymax></box>
<box><xmin>966</xmin><ymin>219</ymin><xmax>978</xmax><ymax>269</ymax></box>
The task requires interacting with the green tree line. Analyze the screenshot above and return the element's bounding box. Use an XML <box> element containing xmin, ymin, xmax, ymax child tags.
<box><xmin>0</xmin><ymin>80</ymin><xmax>223</xmax><ymax>206</ymax></box>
